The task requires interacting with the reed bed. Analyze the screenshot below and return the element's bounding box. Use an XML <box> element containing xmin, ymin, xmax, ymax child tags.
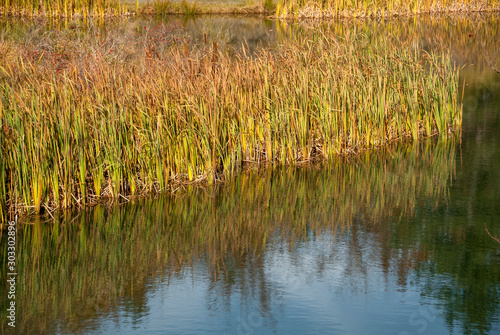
<box><xmin>0</xmin><ymin>139</ymin><xmax>459</xmax><ymax>333</ymax></box>
<box><xmin>0</xmin><ymin>24</ymin><xmax>461</xmax><ymax>220</ymax></box>
<box><xmin>3</xmin><ymin>0</ymin><xmax>500</xmax><ymax>17</ymax></box>
<box><xmin>0</xmin><ymin>0</ymin><xmax>273</xmax><ymax>17</ymax></box>
<box><xmin>275</xmin><ymin>0</ymin><xmax>500</xmax><ymax>18</ymax></box>
<box><xmin>0</xmin><ymin>0</ymin><xmax>124</xmax><ymax>17</ymax></box>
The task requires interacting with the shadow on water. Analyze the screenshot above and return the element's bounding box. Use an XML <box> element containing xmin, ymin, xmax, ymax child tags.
<box><xmin>1</xmin><ymin>13</ymin><xmax>500</xmax><ymax>335</ymax></box>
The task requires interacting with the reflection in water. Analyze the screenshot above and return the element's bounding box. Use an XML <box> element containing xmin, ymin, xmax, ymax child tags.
<box><xmin>1</xmin><ymin>14</ymin><xmax>500</xmax><ymax>335</ymax></box>
<box><xmin>1</xmin><ymin>13</ymin><xmax>499</xmax><ymax>73</ymax></box>
<box><xmin>4</xmin><ymin>137</ymin><xmax>498</xmax><ymax>335</ymax></box>
<box><xmin>1</xmin><ymin>13</ymin><xmax>499</xmax><ymax>58</ymax></box>
<box><xmin>0</xmin><ymin>15</ymin><xmax>281</xmax><ymax>55</ymax></box>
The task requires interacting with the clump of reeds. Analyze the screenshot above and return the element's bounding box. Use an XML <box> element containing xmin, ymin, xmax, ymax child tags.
<box><xmin>0</xmin><ymin>0</ymin><xmax>125</xmax><ymax>17</ymax></box>
<box><xmin>0</xmin><ymin>24</ymin><xmax>461</xmax><ymax>220</ymax></box>
<box><xmin>275</xmin><ymin>0</ymin><xmax>500</xmax><ymax>19</ymax></box>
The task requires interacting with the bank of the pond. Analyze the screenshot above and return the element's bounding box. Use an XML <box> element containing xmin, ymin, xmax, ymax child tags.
<box><xmin>275</xmin><ymin>0</ymin><xmax>500</xmax><ymax>19</ymax></box>
<box><xmin>0</xmin><ymin>25</ymin><xmax>461</xmax><ymax>221</ymax></box>
<box><xmin>1</xmin><ymin>0</ymin><xmax>499</xmax><ymax>17</ymax></box>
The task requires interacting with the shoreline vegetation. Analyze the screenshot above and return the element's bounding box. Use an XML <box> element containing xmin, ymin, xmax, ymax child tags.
<box><xmin>0</xmin><ymin>0</ymin><xmax>499</xmax><ymax>18</ymax></box>
<box><xmin>0</xmin><ymin>21</ymin><xmax>462</xmax><ymax>221</ymax></box>
<box><xmin>274</xmin><ymin>0</ymin><xmax>500</xmax><ymax>19</ymax></box>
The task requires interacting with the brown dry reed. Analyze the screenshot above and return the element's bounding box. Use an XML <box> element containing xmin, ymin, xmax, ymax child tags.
<box><xmin>0</xmin><ymin>26</ymin><xmax>462</xmax><ymax>221</ymax></box>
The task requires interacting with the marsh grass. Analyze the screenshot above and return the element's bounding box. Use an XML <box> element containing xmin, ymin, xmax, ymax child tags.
<box><xmin>0</xmin><ymin>0</ymin><xmax>272</xmax><ymax>17</ymax></box>
<box><xmin>2</xmin><ymin>0</ymin><xmax>499</xmax><ymax>17</ymax></box>
<box><xmin>0</xmin><ymin>23</ymin><xmax>461</xmax><ymax>220</ymax></box>
<box><xmin>0</xmin><ymin>0</ymin><xmax>124</xmax><ymax>17</ymax></box>
<box><xmin>275</xmin><ymin>0</ymin><xmax>500</xmax><ymax>18</ymax></box>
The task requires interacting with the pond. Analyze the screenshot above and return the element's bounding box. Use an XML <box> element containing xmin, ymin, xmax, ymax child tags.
<box><xmin>1</xmin><ymin>14</ymin><xmax>500</xmax><ymax>335</ymax></box>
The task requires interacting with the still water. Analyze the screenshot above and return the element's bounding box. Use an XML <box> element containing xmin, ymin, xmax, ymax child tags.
<box><xmin>1</xmin><ymin>14</ymin><xmax>500</xmax><ymax>335</ymax></box>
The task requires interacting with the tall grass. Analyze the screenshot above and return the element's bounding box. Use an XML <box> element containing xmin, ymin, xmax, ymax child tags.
<box><xmin>275</xmin><ymin>0</ymin><xmax>500</xmax><ymax>18</ymax></box>
<box><xmin>0</xmin><ymin>0</ymin><xmax>123</xmax><ymax>17</ymax></box>
<box><xmin>0</xmin><ymin>0</ymin><xmax>271</xmax><ymax>17</ymax></box>
<box><xmin>2</xmin><ymin>0</ymin><xmax>499</xmax><ymax>17</ymax></box>
<box><xmin>0</xmin><ymin>24</ymin><xmax>461</xmax><ymax>220</ymax></box>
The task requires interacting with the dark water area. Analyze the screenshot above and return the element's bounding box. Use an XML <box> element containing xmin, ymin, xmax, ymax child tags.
<box><xmin>1</xmin><ymin>14</ymin><xmax>500</xmax><ymax>335</ymax></box>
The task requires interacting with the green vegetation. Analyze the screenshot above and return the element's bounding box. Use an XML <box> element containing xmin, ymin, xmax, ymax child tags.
<box><xmin>0</xmin><ymin>24</ymin><xmax>461</xmax><ymax>220</ymax></box>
